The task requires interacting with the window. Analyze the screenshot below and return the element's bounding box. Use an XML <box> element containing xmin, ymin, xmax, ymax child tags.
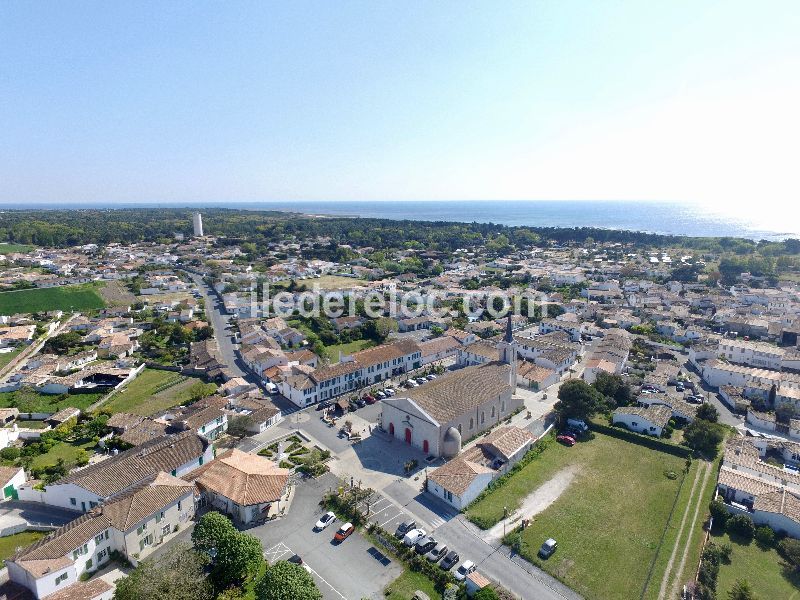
<box><xmin>137</xmin><ymin>525</ymin><xmax>145</xmax><ymax>536</ymax></box>
<box><xmin>480</xmin><ymin>411</ymin><xmax>485</xmax><ymax>424</ymax></box>
<box><xmin>85</xmin><ymin>558</ymin><xmax>93</xmax><ymax>570</ymax></box>
<box><xmin>491</xmin><ymin>407</ymin><xmax>495</xmax><ymax>418</ymax></box>
<box><xmin>70</xmin><ymin>497</ymin><xmax>76</xmax><ymax>506</ymax></box>
<box><xmin>95</xmin><ymin>533</ymin><xmax>105</xmax><ymax>545</ymax></box>
<box><xmin>199</xmin><ymin>456</ymin><xmax>204</xmax><ymax>466</ymax></box>
<box><xmin>501</xmin><ymin>401</ymin><xmax>506</xmax><ymax>413</ymax></box>
<box><xmin>162</xmin><ymin>524</ymin><xmax>171</xmax><ymax>535</ymax></box>
<box><xmin>97</xmin><ymin>549</ymin><xmax>108</xmax><ymax>562</ymax></box>
<box><xmin>177</xmin><ymin>500</ymin><xmax>182</xmax><ymax>511</ymax></box>
<box><xmin>445</xmin><ymin>490</ymin><xmax>453</xmax><ymax>501</ymax></box>
<box><xmin>469</xmin><ymin>418</ymin><xmax>474</xmax><ymax>430</ymax></box>
<box><xmin>55</xmin><ymin>573</ymin><xmax>68</xmax><ymax>585</ymax></box>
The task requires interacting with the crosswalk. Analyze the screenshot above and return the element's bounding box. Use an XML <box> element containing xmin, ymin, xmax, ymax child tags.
<box><xmin>351</xmin><ymin>488</ymin><xmax>457</xmax><ymax>533</ymax></box>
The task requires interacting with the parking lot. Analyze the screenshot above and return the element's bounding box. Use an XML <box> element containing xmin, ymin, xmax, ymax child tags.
<box><xmin>247</xmin><ymin>472</ymin><xmax>403</xmax><ymax>600</ymax></box>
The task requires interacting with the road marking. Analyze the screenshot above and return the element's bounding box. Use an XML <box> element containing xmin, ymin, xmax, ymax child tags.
<box><xmin>380</xmin><ymin>513</ymin><xmax>402</xmax><ymax>528</ymax></box>
<box><xmin>304</xmin><ymin>563</ymin><xmax>347</xmax><ymax>600</ymax></box>
<box><xmin>266</xmin><ymin>542</ymin><xmax>346</xmax><ymax>600</ymax></box>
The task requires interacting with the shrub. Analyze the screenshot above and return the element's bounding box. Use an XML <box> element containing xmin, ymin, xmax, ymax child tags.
<box><xmin>708</xmin><ymin>499</ymin><xmax>729</xmax><ymax>530</ymax></box>
<box><xmin>754</xmin><ymin>525</ymin><xmax>775</xmax><ymax>548</ymax></box>
<box><xmin>0</xmin><ymin>447</ymin><xmax>20</xmax><ymax>461</ymax></box>
<box><xmin>726</xmin><ymin>514</ymin><xmax>755</xmax><ymax>540</ymax></box>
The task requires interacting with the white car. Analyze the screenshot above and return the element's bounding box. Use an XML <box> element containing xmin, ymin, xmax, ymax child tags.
<box><xmin>403</xmin><ymin>528</ymin><xmax>427</xmax><ymax>547</ymax></box>
<box><xmin>315</xmin><ymin>511</ymin><xmax>336</xmax><ymax>531</ymax></box>
<box><xmin>454</xmin><ymin>560</ymin><xmax>476</xmax><ymax>581</ymax></box>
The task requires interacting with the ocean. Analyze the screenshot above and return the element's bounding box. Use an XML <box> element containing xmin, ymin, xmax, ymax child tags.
<box><xmin>5</xmin><ymin>200</ymin><xmax>797</xmax><ymax>241</ymax></box>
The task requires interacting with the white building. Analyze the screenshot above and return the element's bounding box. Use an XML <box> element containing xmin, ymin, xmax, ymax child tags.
<box><xmin>612</xmin><ymin>405</ymin><xmax>672</xmax><ymax>437</ymax></box>
<box><xmin>193</xmin><ymin>212</ymin><xmax>204</xmax><ymax>237</ymax></box>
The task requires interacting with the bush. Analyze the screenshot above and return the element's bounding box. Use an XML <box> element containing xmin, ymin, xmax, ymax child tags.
<box><xmin>754</xmin><ymin>525</ymin><xmax>775</xmax><ymax>548</ymax></box>
<box><xmin>709</xmin><ymin>499</ymin><xmax>730</xmax><ymax>530</ymax></box>
<box><xmin>0</xmin><ymin>447</ymin><xmax>20</xmax><ymax>461</ymax></box>
<box><xmin>726</xmin><ymin>514</ymin><xmax>755</xmax><ymax>540</ymax></box>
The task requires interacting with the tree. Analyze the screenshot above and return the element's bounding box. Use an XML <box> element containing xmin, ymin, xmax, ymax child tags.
<box><xmin>683</xmin><ymin>419</ymin><xmax>725</xmax><ymax>457</ymax></box>
<box><xmin>591</xmin><ymin>372</ymin><xmax>632</xmax><ymax>406</ymax></box>
<box><xmin>754</xmin><ymin>525</ymin><xmax>775</xmax><ymax>548</ymax></box>
<box><xmin>192</xmin><ymin>511</ymin><xmax>236</xmax><ymax>554</ymax></box>
<box><xmin>255</xmin><ymin>561</ymin><xmax>322</xmax><ymax>600</ymax></box>
<box><xmin>728</xmin><ymin>579</ymin><xmax>757</xmax><ymax>600</ymax></box>
<box><xmin>709</xmin><ymin>498</ymin><xmax>730</xmax><ymax>529</ymax></box>
<box><xmin>214</xmin><ymin>530</ymin><xmax>264</xmax><ymax>589</ymax></box>
<box><xmin>726</xmin><ymin>514</ymin><xmax>755</xmax><ymax>540</ymax></box>
<box><xmin>696</xmin><ymin>403</ymin><xmax>719</xmax><ymax>423</ymax></box>
<box><xmin>473</xmin><ymin>588</ymin><xmax>500</xmax><ymax>600</ymax></box>
<box><xmin>227</xmin><ymin>415</ymin><xmax>256</xmax><ymax>438</ymax></box>
<box><xmin>779</xmin><ymin>538</ymin><xmax>800</xmax><ymax>570</ymax></box>
<box><xmin>555</xmin><ymin>379</ymin><xmax>608</xmax><ymax>421</ymax></box>
<box><xmin>113</xmin><ymin>543</ymin><xmax>212</xmax><ymax>600</ymax></box>
<box><xmin>188</xmin><ymin>381</ymin><xmax>217</xmax><ymax>402</ymax></box>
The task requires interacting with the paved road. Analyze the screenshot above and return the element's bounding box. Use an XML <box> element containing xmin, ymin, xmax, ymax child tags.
<box><xmin>0</xmin><ymin>500</ymin><xmax>81</xmax><ymax>529</ymax></box>
<box><xmin>247</xmin><ymin>473</ymin><xmax>402</xmax><ymax>600</ymax></box>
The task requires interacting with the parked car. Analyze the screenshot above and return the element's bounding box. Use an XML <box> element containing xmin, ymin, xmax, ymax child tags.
<box><xmin>425</xmin><ymin>542</ymin><xmax>448</xmax><ymax>562</ymax></box>
<box><xmin>316</xmin><ymin>400</ymin><xmax>333</xmax><ymax>411</ymax></box>
<box><xmin>440</xmin><ymin>550</ymin><xmax>460</xmax><ymax>570</ymax></box>
<box><xmin>539</xmin><ymin>538</ymin><xmax>558</xmax><ymax>559</ymax></box>
<box><xmin>426</xmin><ymin>374</ymin><xmax>437</xmax><ymax>380</ymax></box>
<box><xmin>315</xmin><ymin>511</ymin><xmax>336</xmax><ymax>531</ymax></box>
<box><xmin>675</xmin><ymin>384</ymin><xmax>685</xmax><ymax>392</ymax></box>
<box><xmin>403</xmin><ymin>528</ymin><xmax>427</xmax><ymax>546</ymax></box>
<box><xmin>333</xmin><ymin>522</ymin><xmax>354</xmax><ymax>542</ymax></box>
<box><xmin>287</xmin><ymin>554</ymin><xmax>303</xmax><ymax>565</ymax></box>
<box><xmin>364</xmin><ymin>395</ymin><xmax>378</xmax><ymax>405</ymax></box>
<box><xmin>375</xmin><ymin>391</ymin><xmax>387</xmax><ymax>400</ymax></box>
<box><xmin>564</xmin><ymin>427</ymin><xmax>582</xmax><ymax>439</ymax></box>
<box><xmin>395</xmin><ymin>519</ymin><xmax>417</xmax><ymax>538</ymax></box>
<box><xmin>566</xmin><ymin>418</ymin><xmax>589</xmax><ymax>432</ymax></box>
<box><xmin>415</xmin><ymin>377</ymin><xmax>427</xmax><ymax>385</ymax></box>
<box><xmin>384</xmin><ymin>387</ymin><xmax>396</xmax><ymax>396</ymax></box>
<box><xmin>406</xmin><ymin>380</ymin><xmax>419</xmax><ymax>388</ymax></box>
<box><xmin>415</xmin><ymin>536</ymin><xmax>437</xmax><ymax>555</ymax></box>
<box><xmin>354</xmin><ymin>398</ymin><xmax>367</xmax><ymax>408</ymax></box>
<box><xmin>453</xmin><ymin>560</ymin><xmax>476</xmax><ymax>581</ymax></box>
<box><xmin>557</xmin><ymin>434</ymin><xmax>576</xmax><ymax>446</ymax></box>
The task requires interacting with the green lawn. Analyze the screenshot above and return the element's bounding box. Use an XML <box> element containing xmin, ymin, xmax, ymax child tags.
<box><xmin>0</xmin><ymin>531</ymin><xmax>46</xmax><ymax>561</ymax></box>
<box><xmin>0</xmin><ymin>348</ymin><xmax>22</xmax><ymax>369</ymax></box>
<box><xmin>102</xmin><ymin>368</ymin><xmax>204</xmax><ymax>416</ymax></box>
<box><xmin>488</xmin><ymin>433</ymin><xmax>687</xmax><ymax>600</ymax></box>
<box><xmin>323</xmin><ymin>339</ymin><xmax>375</xmax><ymax>362</ymax></box>
<box><xmin>712</xmin><ymin>531</ymin><xmax>800</xmax><ymax>599</ymax></box>
<box><xmin>0</xmin><ymin>283</ymin><xmax>106</xmax><ymax>314</ymax></box>
<box><xmin>384</xmin><ymin>570</ymin><xmax>439</xmax><ymax>600</ymax></box>
<box><xmin>0</xmin><ymin>389</ymin><xmax>104</xmax><ymax>412</ymax></box>
<box><xmin>29</xmin><ymin>437</ymin><xmax>97</xmax><ymax>470</ymax></box>
<box><xmin>0</xmin><ymin>243</ymin><xmax>34</xmax><ymax>255</ymax></box>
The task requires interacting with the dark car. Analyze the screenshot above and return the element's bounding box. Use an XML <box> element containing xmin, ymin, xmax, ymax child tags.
<box><xmin>440</xmin><ymin>550</ymin><xmax>460</xmax><ymax>570</ymax></box>
<box><xmin>316</xmin><ymin>400</ymin><xmax>333</xmax><ymax>411</ymax></box>
<box><xmin>539</xmin><ymin>538</ymin><xmax>558</xmax><ymax>559</ymax></box>
<box><xmin>414</xmin><ymin>536</ymin><xmax>437</xmax><ymax>555</ymax></box>
<box><xmin>287</xmin><ymin>554</ymin><xmax>303</xmax><ymax>565</ymax></box>
<box><xmin>354</xmin><ymin>398</ymin><xmax>367</xmax><ymax>408</ymax></box>
<box><xmin>395</xmin><ymin>519</ymin><xmax>417</xmax><ymax>538</ymax></box>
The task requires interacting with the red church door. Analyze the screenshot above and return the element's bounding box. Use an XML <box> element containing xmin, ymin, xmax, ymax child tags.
<box><xmin>389</xmin><ymin>423</ymin><xmax>394</xmax><ymax>436</ymax></box>
<box><xmin>423</xmin><ymin>439</ymin><xmax>429</xmax><ymax>453</ymax></box>
<box><xmin>404</xmin><ymin>428</ymin><xmax>412</xmax><ymax>444</ymax></box>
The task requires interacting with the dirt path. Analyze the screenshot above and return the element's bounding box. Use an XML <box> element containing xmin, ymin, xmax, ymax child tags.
<box><xmin>656</xmin><ymin>459</ymin><xmax>712</xmax><ymax>600</ymax></box>
<box><xmin>486</xmin><ymin>465</ymin><xmax>580</xmax><ymax>544</ymax></box>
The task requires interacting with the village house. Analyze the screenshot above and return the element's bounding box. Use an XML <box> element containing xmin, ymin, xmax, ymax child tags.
<box><xmin>612</xmin><ymin>405</ymin><xmax>672</xmax><ymax>437</ymax></box>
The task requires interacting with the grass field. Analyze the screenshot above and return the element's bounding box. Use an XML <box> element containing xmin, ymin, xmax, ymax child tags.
<box><xmin>0</xmin><ymin>243</ymin><xmax>34</xmax><ymax>255</ymax></box>
<box><xmin>0</xmin><ymin>389</ymin><xmax>104</xmax><ymax>413</ymax></box>
<box><xmin>482</xmin><ymin>433</ymin><xmax>687</xmax><ymax>600</ymax></box>
<box><xmin>0</xmin><ymin>531</ymin><xmax>46</xmax><ymax>561</ymax></box>
<box><xmin>712</xmin><ymin>531</ymin><xmax>800</xmax><ymax>599</ymax></box>
<box><xmin>29</xmin><ymin>437</ymin><xmax>97</xmax><ymax>470</ymax></box>
<box><xmin>0</xmin><ymin>348</ymin><xmax>22</xmax><ymax>369</ymax></box>
<box><xmin>102</xmin><ymin>368</ymin><xmax>204</xmax><ymax>416</ymax></box>
<box><xmin>323</xmin><ymin>339</ymin><xmax>375</xmax><ymax>362</ymax></box>
<box><xmin>0</xmin><ymin>283</ymin><xmax>106</xmax><ymax>314</ymax></box>
<box><xmin>384</xmin><ymin>570</ymin><xmax>439</xmax><ymax>600</ymax></box>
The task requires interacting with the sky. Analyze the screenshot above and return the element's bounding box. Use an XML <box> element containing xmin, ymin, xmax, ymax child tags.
<box><xmin>1</xmin><ymin>1</ymin><xmax>799</xmax><ymax>221</ymax></box>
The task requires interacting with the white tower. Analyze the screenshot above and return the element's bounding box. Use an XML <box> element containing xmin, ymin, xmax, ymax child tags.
<box><xmin>193</xmin><ymin>212</ymin><xmax>204</xmax><ymax>237</ymax></box>
<box><xmin>497</xmin><ymin>314</ymin><xmax>518</xmax><ymax>391</ymax></box>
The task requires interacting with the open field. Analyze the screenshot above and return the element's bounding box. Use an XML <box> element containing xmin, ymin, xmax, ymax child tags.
<box><xmin>384</xmin><ymin>569</ymin><xmax>439</xmax><ymax>600</ymax></box>
<box><xmin>323</xmin><ymin>339</ymin><xmax>375</xmax><ymax>362</ymax></box>
<box><xmin>102</xmin><ymin>368</ymin><xmax>204</xmax><ymax>416</ymax></box>
<box><xmin>0</xmin><ymin>389</ymin><xmax>104</xmax><ymax>413</ymax></box>
<box><xmin>0</xmin><ymin>283</ymin><xmax>106</xmax><ymax>314</ymax></box>
<box><xmin>486</xmin><ymin>432</ymin><xmax>688</xmax><ymax>600</ymax></box>
<box><xmin>304</xmin><ymin>274</ymin><xmax>369</xmax><ymax>290</ymax></box>
<box><xmin>29</xmin><ymin>437</ymin><xmax>97</xmax><ymax>470</ymax></box>
<box><xmin>0</xmin><ymin>348</ymin><xmax>22</xmax><ymax>369</ymax></box>
<box><xmin>98</xmin><ymin>280</ymin><xmax>137</xmax><ymax>307</ymax></box>
<box><xmin>0</xmin><ymin>531</ymin><xmax>46</xmax><ymax>561</ymax></box>
<box><xmin>712</xmin><ymin>530</ymin><xmax>800</xmax><ymax>599</ymax></box>
<box><xmin>0</xmin><ymin>244</ymin><xmax>35</xmax><ymax>255</ymax></box>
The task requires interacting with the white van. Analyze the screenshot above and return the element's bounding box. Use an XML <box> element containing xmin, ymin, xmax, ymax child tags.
<box><xmin>566</xmin><ymin>418</ymin><xmax>589</xmax><ymax>432</ymax></box>
<box><xmin>264</xmin><ymin>382</ymin><xmax>278</xmax><ymax>394</ymax></box>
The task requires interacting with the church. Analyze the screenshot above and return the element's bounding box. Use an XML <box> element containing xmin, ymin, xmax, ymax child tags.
<box><xmin>380</xmin><ymin>316</ymin><xmax>524</xmax><ymax>458</ymax></box>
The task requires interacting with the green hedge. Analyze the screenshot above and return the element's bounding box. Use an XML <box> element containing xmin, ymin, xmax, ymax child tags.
<box><xmin>590</xmin><ymin>420</ymin><xmax>691</xmax><ymax>457</ymax></box>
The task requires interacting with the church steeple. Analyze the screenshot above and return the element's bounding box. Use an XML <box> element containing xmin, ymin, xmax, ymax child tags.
<box><xmin>498</xmin><ymin>314</ymin><xmax>517</xmax><ymax>391</ymax></box>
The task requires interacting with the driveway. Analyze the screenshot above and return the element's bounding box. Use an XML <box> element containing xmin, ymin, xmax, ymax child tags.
<box><xmin>247</xmin><ymin>473</ymin><xmax>403</xmax><ymax>600</ymax></box>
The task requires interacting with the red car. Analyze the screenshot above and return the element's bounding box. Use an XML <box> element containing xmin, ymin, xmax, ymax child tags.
<box><xmin>556</xmin><ymin>434</ymin><xmax>576</xmax><ymax>447</ymax></box>
<box><xmin>363</xmin><ymin>394</ymin><xmax>377</xmax><ymax>405</ymax></box>
<box><xmin>333</xmin><ymin>522</ymin><xmax>354</xmax><ymax>542</ymax></box>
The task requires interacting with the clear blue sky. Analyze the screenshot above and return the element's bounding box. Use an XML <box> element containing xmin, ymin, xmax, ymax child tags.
<box><xmin>1</xmin><ymin>1</ymin><xmax>799</xmax><ymax>217</ymax></box>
